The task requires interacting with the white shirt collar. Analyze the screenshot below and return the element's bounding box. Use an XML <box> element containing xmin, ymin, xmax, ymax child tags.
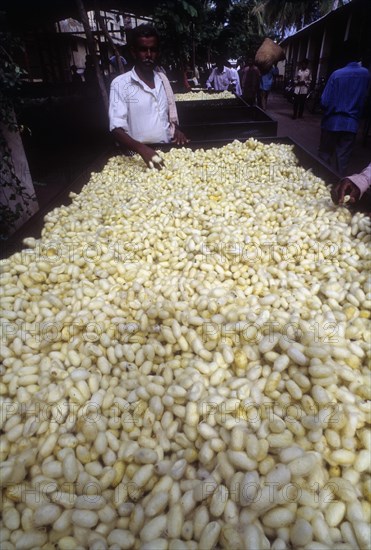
<box><xmin>131</xmin><ymin>67</ymin><xmax>161</xmax><ymax>91</ymax></box>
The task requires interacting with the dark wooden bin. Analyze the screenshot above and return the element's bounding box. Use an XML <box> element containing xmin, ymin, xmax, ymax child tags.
<box><xmin>176</xmin><ymin>97</ymin><xmax>244</xmax><ymax>114</ymax></box>
<box><xmin>177</xmin><ymin>104</ymin><xmax>278</xmax><ymax>139</ymax></box>
<box><xmin>2</xmin><ymin>137</ymin><xmax>339</xmax><ymax>259</ymax></box>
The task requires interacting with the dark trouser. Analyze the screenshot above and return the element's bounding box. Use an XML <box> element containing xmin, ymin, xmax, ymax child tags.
<box><xmin>258</xmin><ymin>90</ymin><xmax>269</xmax><ymax>110</ymax></box>
<box><xmin>293</xmin><ymin>93</ymin><xmax>306</xmax><ymax>118</ymax></box>
<box><xmin>318</xmin><ymin>129</ymin><xmax>356</xmax><ymax>177</ymax></box>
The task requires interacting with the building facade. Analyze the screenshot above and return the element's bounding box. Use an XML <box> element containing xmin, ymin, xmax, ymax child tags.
<box><xmin>280</xmin><ymin>0</ymin><xmax>371</xmax><ymax>86</ymax></box>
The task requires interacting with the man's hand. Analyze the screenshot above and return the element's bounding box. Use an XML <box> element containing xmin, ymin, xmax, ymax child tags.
<box><xmin>138</xmin><ymin>144</ymin><xmax>164</xmax><ymax>169</ymax></box>
<box><xmin>112</xmin><ymin>129</ymin><xmax>164</xmax><ymax>169</ymax></box>
<box><xmin>172</xmin><ymin>128</ymin><xmax>189</xmax><ymax>146</ymax></box>
<box><xmin>331</xmin><ymin>178</ymin><xmax>360</xmax><ymax>205</ymax></box>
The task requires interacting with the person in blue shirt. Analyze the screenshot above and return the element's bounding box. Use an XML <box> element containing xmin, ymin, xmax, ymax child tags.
<box><xmin>319</xmin><ymin>42</ymin><xmax>370</xmax><ymax>176</ymax></box>
<box><xmin>109</xmin><ymin>54</ymin><xmax>128</xmax><ymax>74</ymax></box>
<box><xmin>258</xmin><ymin>65</ymin><xmax>279</xmax><ymax>111</ymax></box>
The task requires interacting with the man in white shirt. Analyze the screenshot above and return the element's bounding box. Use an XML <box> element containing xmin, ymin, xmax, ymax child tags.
<box><xmin>206</xmin><ymin>57</ymin><xmax>236</xmax><ymax>92</ymax></box>
<box><xmin>109</xmin><ymin>25</ymin><xmax>188</xmax><ymax>168</ymax></box>
<box><xmin>292</xmin><ymin>59</ymin><xmax>311</xmax><ymax>119</ymax></box>
<box><xmin>226</xmin><ymin>61</ymin><xmax>242</xmax><ymax>96</ymax></box>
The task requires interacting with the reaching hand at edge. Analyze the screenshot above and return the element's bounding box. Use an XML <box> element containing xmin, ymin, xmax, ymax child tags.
<box><xmin>172</xmin><ymin>128</ymin><xmax>190</xmax><ymax>146</ymax></box>
<box><xmin>331</xmin><ymin>178</ymin><xmax>360</xmax><ymax>205</ymax></box>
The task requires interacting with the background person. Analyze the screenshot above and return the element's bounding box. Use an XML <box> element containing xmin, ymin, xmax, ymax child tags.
<box><xmin>319</xmin><ymin>42</ymin><xmax>370</xmax><ymax>176</ymax></box>
<box><xmin>83</xmin><ymin>54</ymin><xmax>96</xmax><ymax>84</ymax></box>
<box><xmin>241</xmin><ymin>57</ymin><xmax>260</xmax><ymax>106</ymax></box>
<box><xmin>226</xmin><ymin>61</ymin><xmax>242</xmax><ymax>96</ymax></box>
<box><xmin>292</xmin><ymin>59</ymin><xmax>311</xmax><ymax>119</ymax></box>
<box><xmin>258</xmin><ymin>64</ymin><xmax>278</xmax><ymax>110</ymax></box>
<box><xmin>70</xmin><ymin>64</ymin><xmax>83</xmax><ymax>84</ymax></box>
<box><xmin>109</xmin><ymin>53</ymin><xmax>128</xmax><ymax>74</ymax></box>
<box><xmin>206</xmin><ymin>57</ymin><xmax>236</xmax><ymax>92</ymax></box>
<box><xmin>109</xmin><ymin>24</ymin><xmax>188</xmax><ymax>169</ymax></box>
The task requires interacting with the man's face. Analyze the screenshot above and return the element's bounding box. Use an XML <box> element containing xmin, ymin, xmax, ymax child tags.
<box><xmin>131</xmin><ymin>36</ymin><xmax>159</xmax><ymax>70</ymax></box>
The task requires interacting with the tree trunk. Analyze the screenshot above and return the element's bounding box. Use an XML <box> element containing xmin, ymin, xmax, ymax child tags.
<box><xmin>0</xmin><ymin>110</ymin><xmax>39</xmax><ymax>239</ymax></box>
<box><xmin>75</xmin><ymin>0</ymin><xmax>109</xmax><ymax>111</ymax></box>
<box><xmin>94</xmin><ymin>9</ymin><xmax>125</xmax><ymax>74</ymax></box>
<box><xmin>191</xmin><ymin>22</ymin><xmax>196</xmax><ymax>73</ymax></box>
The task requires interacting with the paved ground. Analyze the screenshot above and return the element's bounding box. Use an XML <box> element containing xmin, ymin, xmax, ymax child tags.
<box><xmin>266</xmin><ymin>91</ymin><xmax>370</xmax><ymax>176</ymax></box>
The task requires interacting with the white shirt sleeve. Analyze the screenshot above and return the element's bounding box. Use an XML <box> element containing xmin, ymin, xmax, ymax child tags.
<box><xmin>109</xmin><ymin>77</ymin><xmax>129</xmax><ymax>133</ymax></box>
<box><xmin>206</xmin><ymin>69</ymin><xmax>214</xmax><ymax>88</ymax></box>
<box><xmin>228</xmin><ymin>68</ymin><xmax>236</xmax><ymax>85</ymax></box>
<box><xmin>348</xmin><ymin>164</ymin><xmax>371</xmax><ymax>198</ymax></box>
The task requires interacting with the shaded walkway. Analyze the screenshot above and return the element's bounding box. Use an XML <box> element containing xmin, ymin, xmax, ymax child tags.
<box><xmin>266</xmin><ymin>91</ymin><xmax>370</xmax><ymax>176</ymax></box>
